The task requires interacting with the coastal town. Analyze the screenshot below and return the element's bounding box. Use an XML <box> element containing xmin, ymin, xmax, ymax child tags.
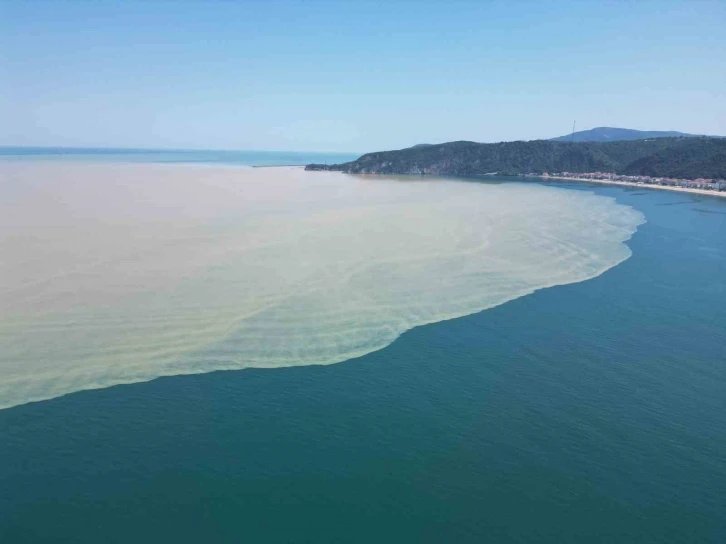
<box><xmin>531</xmin><ymin>171</ymin><xmax>726</xmax><ymax>193</ymax></box>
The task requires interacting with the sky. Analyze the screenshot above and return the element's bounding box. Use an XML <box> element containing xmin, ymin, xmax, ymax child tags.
<box><xmin>1</xmin><ymin>0</ymin><xmax>725</xmax><ymax>152</ymax></box>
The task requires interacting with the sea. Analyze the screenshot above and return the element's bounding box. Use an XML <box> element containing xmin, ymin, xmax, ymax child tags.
<box><xmin>0</xmin><ymin>146</ymin><xmax>359</xmax><ymax>167</ymax></box>
<box><xmin>1</xmin><ymin>148</ymin><xmax>724</xmax><ymax>543</ymax></box>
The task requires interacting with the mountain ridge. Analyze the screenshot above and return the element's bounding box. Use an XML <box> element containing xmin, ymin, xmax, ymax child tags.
<box><xmin>549</xmin><ymin>126</ymin><xmax>711</xmax><ymax>142</ymax></box>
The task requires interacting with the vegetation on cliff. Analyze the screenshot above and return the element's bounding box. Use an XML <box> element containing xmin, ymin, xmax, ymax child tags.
<box><xmin>306</xmin><ymin>137</ymin><xmax>726</xmax><ymax>180</ymax></box>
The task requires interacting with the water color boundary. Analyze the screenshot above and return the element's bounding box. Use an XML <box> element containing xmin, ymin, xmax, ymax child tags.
<box><xmin>0</xmin><ymin>163</ymin><xmax>644</xmax><ymax>410</ymax></box>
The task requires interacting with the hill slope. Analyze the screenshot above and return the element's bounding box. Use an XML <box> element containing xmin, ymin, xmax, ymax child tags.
<box><xmin>550</xmin><ymin>127</ymin><xmax>699</xmax><ymax>142</ymax></box>
<box><xmin>306</xmin><ymin>137</ymin><xmax>726</xmax><ymax>180</ymax></box>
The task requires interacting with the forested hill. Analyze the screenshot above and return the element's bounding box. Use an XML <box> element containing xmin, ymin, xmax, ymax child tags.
<box><xmin>549</xmin><ymin>127</ymin><xmax>698</xmax><ymax>142</ymax></box>
<box><xmin>306</xmin><ymin>137</ymin><xmax>726</xmax><ymax>180</ymax></box>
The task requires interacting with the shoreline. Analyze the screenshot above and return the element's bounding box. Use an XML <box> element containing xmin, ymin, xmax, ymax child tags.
<box><xmin>539</xmin><ymin>176</ymin><xmax>726</xmax><ymax>198</ymax></box>
<box><xmin>252</xmin><ymin>164</ymin><xmax>306</xmax><ymax>168</ymax></box>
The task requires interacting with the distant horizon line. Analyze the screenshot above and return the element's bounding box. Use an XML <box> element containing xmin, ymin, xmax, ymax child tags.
<box><xmin>2</xmin><ymin>127</ymin><xmax>723</xmax><ymax>156</ymax></box>
<box><xmin>0</xmin><ymin>145</ymin><xmax>363</xmax><ymax>155</ymax></box>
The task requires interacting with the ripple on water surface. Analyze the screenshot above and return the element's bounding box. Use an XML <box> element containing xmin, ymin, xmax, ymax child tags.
<box><xmin>0</xmin><ymin>163</ymin><xmax>644</xmax><ymax>409</ymax></box>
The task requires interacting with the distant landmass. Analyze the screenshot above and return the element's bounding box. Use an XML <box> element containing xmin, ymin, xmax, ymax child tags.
<box><xmin>550</xmin><ymin>126</ymin><xmax>708</xmax><ymax>142</ymax></box>
<box><xmin>306</xmin><ymin>137</ymin><xmax>726</xmax><ymax>180</ymax></box>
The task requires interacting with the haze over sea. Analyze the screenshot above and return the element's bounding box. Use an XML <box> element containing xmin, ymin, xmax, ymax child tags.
<box><xmin>1</xmin><ymin>149</ymin><xmax>725</xmax><ymax>542</ymax></box>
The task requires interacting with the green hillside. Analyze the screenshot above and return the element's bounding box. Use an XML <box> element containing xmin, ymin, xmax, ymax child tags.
<box><xmin>306</xmin><ymin>137</ymin><xmax>726</xmax><ymax>180</ymax></box>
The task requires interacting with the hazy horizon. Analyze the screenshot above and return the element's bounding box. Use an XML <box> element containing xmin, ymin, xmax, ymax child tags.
<box><xmin>0</xmin><ymin>124</ymin><xmax>720</xmax><ymax>156</ymax></box>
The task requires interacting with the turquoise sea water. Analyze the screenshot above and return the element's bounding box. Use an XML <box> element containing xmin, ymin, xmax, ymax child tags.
<box><xmin>0</xmin><ymin>146</ymin><xmax>359</xmax><ymax>166</ymax></box>
<box><xmin>1</xmin><ymin>154</ymin><xmax>725</xmax><ymax>542</ymax></box>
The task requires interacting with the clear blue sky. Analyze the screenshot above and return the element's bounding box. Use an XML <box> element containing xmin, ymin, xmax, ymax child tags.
<box><xmin>2</xmin><ymin>0</ymin><xmax>724</xmax><ymax>152</ymax></box>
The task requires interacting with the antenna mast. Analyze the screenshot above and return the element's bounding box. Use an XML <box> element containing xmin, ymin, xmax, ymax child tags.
<box><xmin>571</xmin><ymin>120</ymin><xmax>576</xmax><ymax>143</ymax></box>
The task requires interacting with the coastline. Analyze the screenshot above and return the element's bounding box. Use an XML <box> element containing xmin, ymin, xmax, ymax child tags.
<box><xmin>252</xmin><ymin>164</ymin><xmax>306</xmax><ymax>168</ymax></box>
<box><xmin>539</xmin><ymin>176</ymin><xmax>726</xmax><ymax>198</ymax></box>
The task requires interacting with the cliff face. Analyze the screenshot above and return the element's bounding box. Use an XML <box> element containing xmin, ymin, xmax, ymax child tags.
<box><xmin>305</xmin><ymin>138</ymin><xmax>726</xmax><ymax>180</ymax></box>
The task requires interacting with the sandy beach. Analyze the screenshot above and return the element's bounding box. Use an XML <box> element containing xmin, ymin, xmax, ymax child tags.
<box><xmin>546</xmin><ymin>176</ymin><xmax>726</xmax><ymax>198</ymax></box>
